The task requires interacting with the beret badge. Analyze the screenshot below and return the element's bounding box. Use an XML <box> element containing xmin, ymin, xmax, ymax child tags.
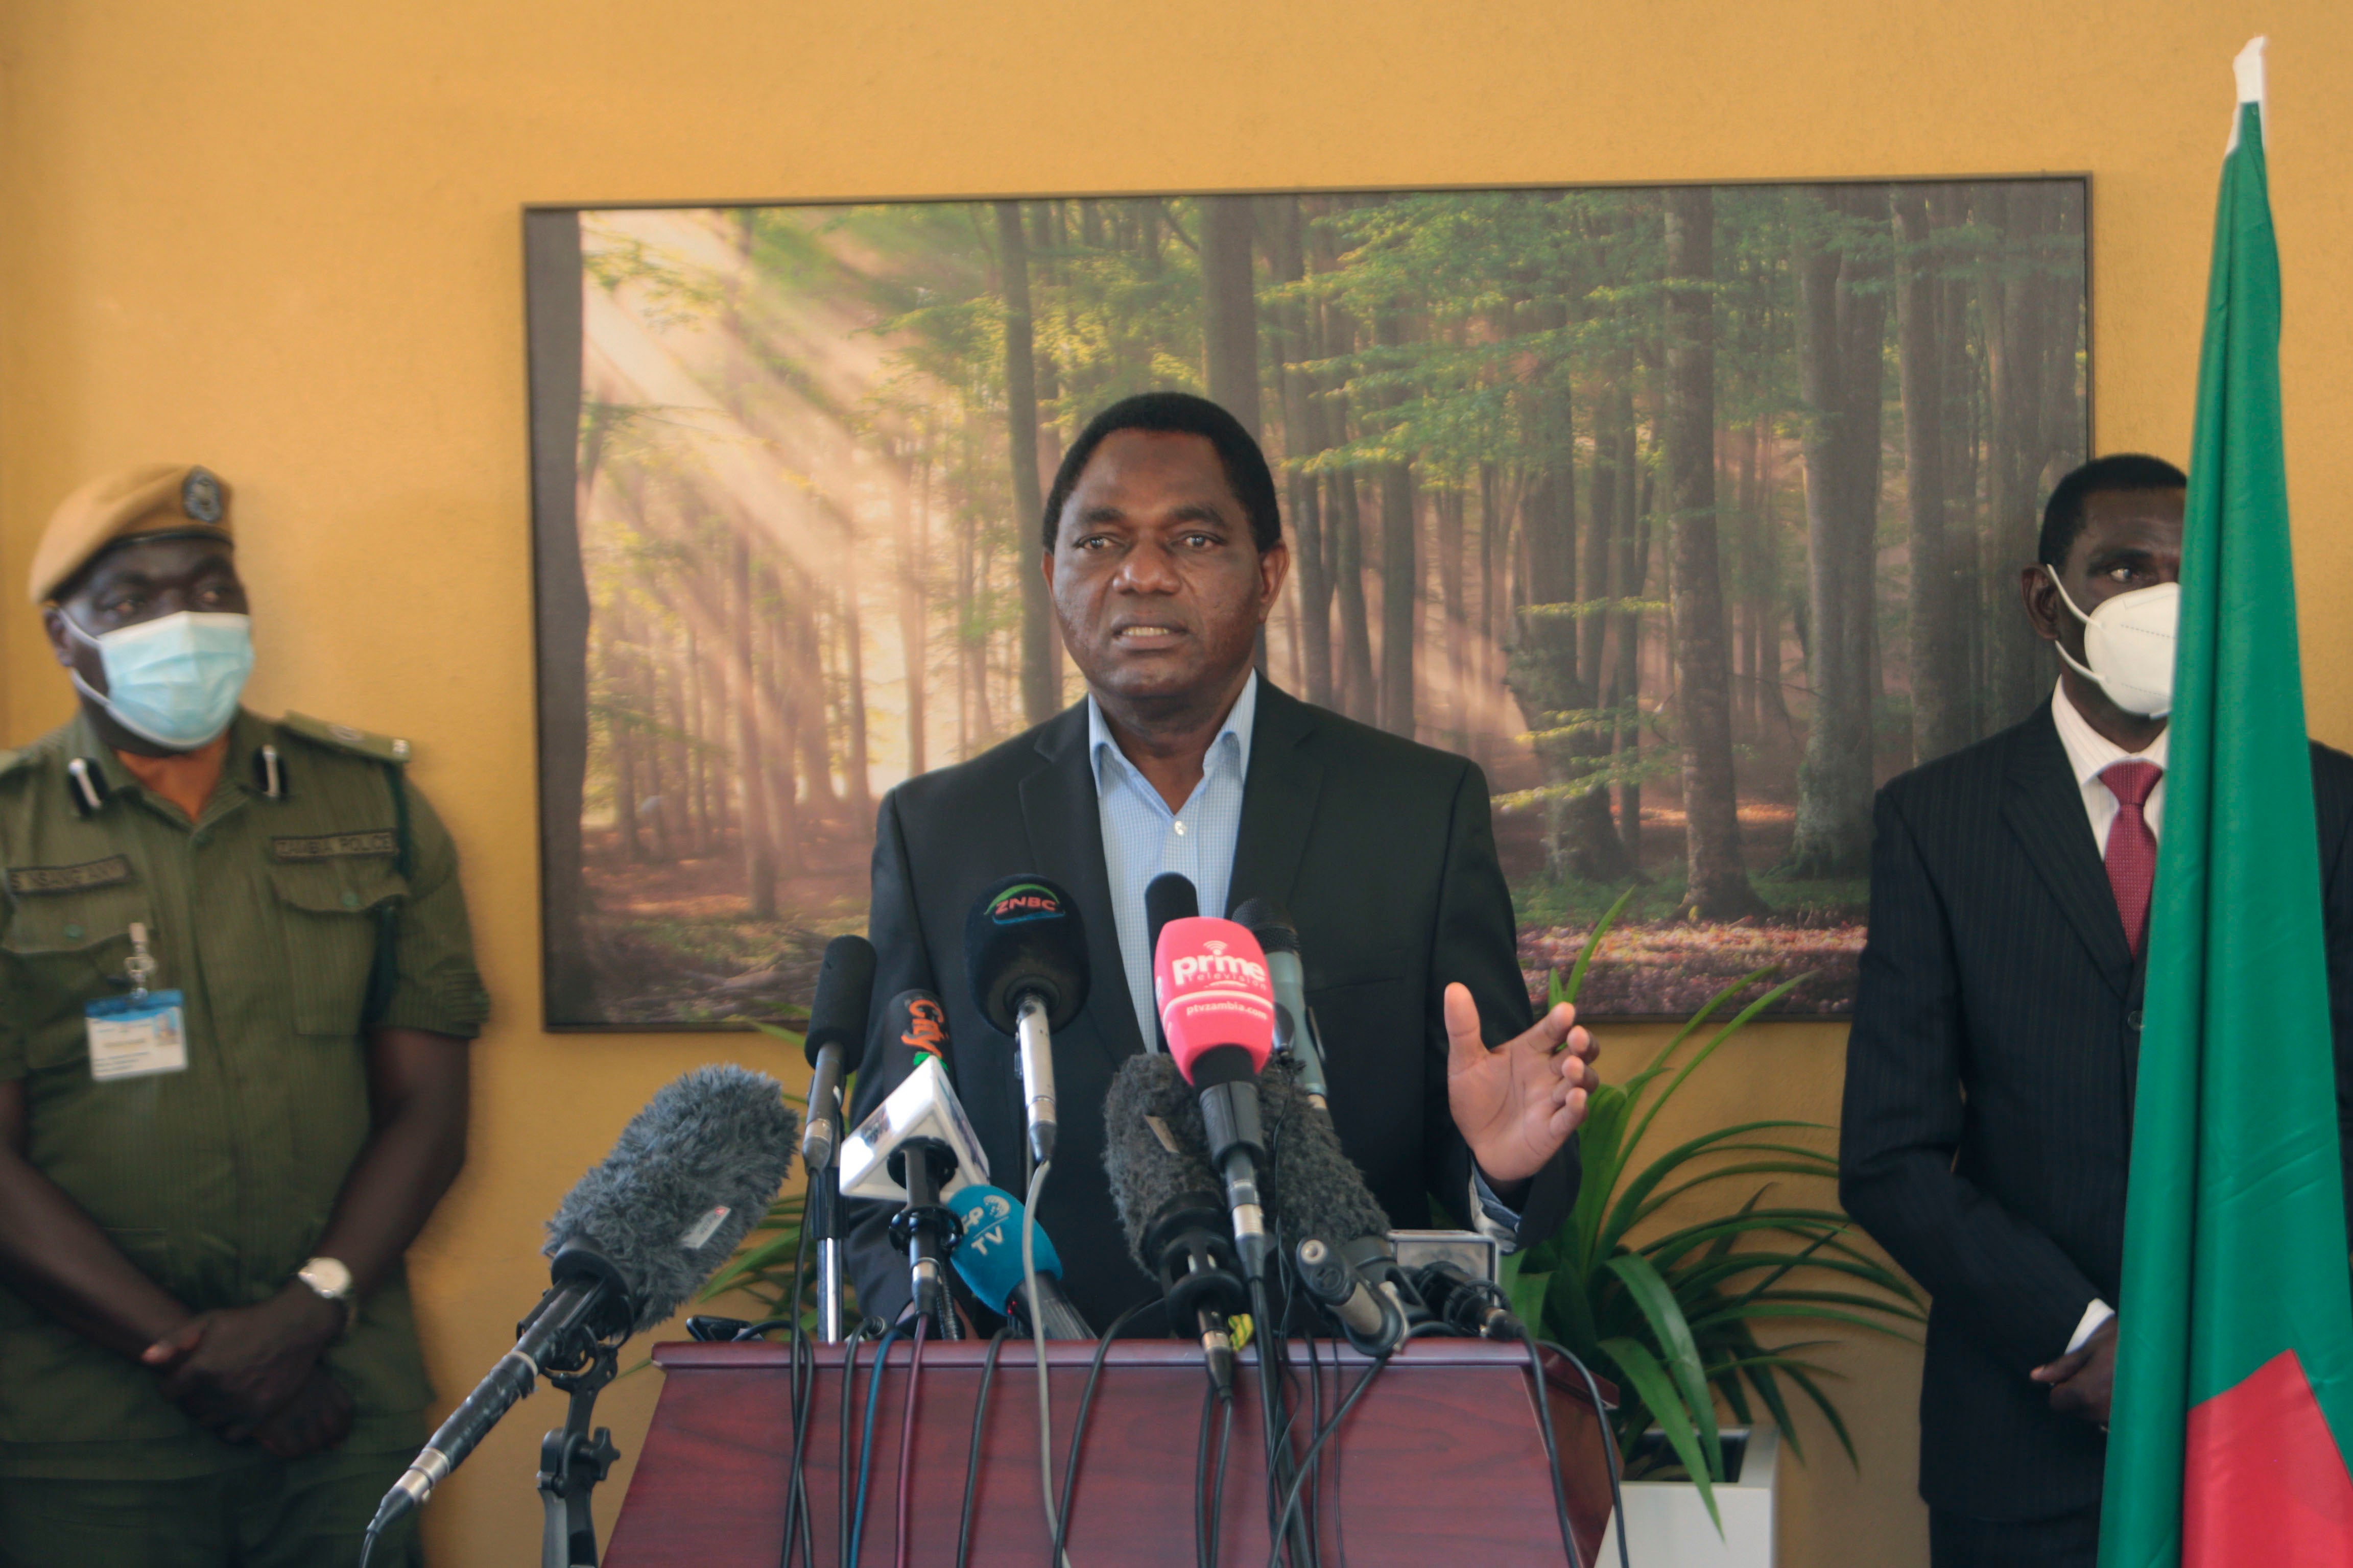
<box><xmin>181</xmin><ymin>467</ymin><xmax>224</xmax><ymax>524</ymax></box>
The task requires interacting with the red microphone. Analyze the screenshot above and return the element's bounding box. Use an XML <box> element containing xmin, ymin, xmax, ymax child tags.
<box><xmin>1153</xmin><ymin>916</ymin><xmax>1276</xmax><ymax>1279</ymax></box>
<box><xmin>1154</xmin><ymin>916</ymin><xmax>1277</xmax><ymax>1077</ymax></box>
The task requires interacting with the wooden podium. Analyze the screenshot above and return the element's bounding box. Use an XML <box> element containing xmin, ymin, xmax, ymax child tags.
<box><xmin>603</xmin><ymin>1336</ymin><xmax>1618</xmax><ymax>1566</ymax></box>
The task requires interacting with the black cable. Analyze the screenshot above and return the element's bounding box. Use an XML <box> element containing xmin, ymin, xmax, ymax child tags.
<box><xmin>1263</xmin><ymin>1354</ymin><xmax>1390</xmax><ymax>1568</ymax></box>
<box><xmin>956</xmin><ymin>1329</ymin><xmax>1011</xmax><ymax>1568</ymax></box>
<box><xmin>1247</xmin><ymin>1274</ymin><xmax>1308</xmax><ymax>1566</ymax></box>
<box><xmin>836</xmin><ymin>1321</ymin><xmax>872</xmax><ymax>1568</ymax></box>
<box><xmin>849</xmin><ymin>1317</ymin><xmax>910</xmax><ymax>1566</ymax></box>
<box><xmin>892</xmin><ymin>1314</ymin><xmax>928</xmax><ymax>1568</ymax></box>
<box><xmin>778</xmin><ymin>1208</ymin><xmax>818</xmax><ymax>1568</ymax></box>
<box><xmin>1541</xmin><ymin>1341</ymin><xmax>1630</xmax><ymax>1568</ymax></box>
<box><xmin>1522</xmin><ymin>1337</ymin><xmax>1584</xmax><ymax>1568</ymax></box>
<box><xmin>1208</xmin><ymin>1385</ymin><xmax>1234</xmax><ymax>1566</ymax></box>
<box><xmin>1194</xmin><ymin>1381</ymin><xmax>1218</xmax><ymax>1568</ymax></box>
<box><xmin>1301</xmin><ymin>1330</ymin><xmax>1325</xmax><ymax>1562</ymax></box>
<box><xmin>1050</xmin><ymin>1300</ymin><xmax>1155</xmax><ymax>1566</ymax></box>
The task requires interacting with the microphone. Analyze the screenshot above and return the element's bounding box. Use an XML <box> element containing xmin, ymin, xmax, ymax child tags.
<box><xmin>1411</xmin><ymin>1259</ymin><xmax>1523</xmax><ymax>1341</ymax></box>
<box><xmin>1104</xmin><ymin>1050</ymin><xmax>1247</xmax><ymax>1392</ymax></box>
<box><xmin>1231</xmin><ymin>898</ymin><xmax>1331</xmax><ymax>1111</ymax></box>
<box><xmin>1153</xmin><ymin>915</ymin><xmax>1278</xmax><ymax>1280</ymax></box>
<box><xmin>370</xmin><ymin>1067</ymin><xmax>796</xmax><ymax>1537</ymax></box>
<box><xmin>839</xmin><ymin>1055</ymin><xmax>989</xmax><ymax>1316</ymax></box>
<box><xmin>883</xmin><ymin>988</ymin><xmax>953</xmax><ymax>1079</ymax></box>
<box><xmin>946</xmin><ymin>1184</ymin><xmax>1094</xmax><ymax>1338</ymax></box>
<box><xmin>1296</xmin><ymin>1236</ymin><xmax>1405</xmax><ymax>1355</ymax></box>
<box><xmin>799</xmin><ymin>935</ymin><xmax>876</xmax><ymax>1171</ymax></box>
<box><xmin>966</xmin><ymin>875</ymin><xmax>1090</xmax><ymax>1167</ymax></box>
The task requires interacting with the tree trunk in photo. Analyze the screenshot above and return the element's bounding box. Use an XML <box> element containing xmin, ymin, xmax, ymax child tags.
<box><xmin>732</xmin><ymin>534</ymin><xmax>777</xmax><ymax>919</ymax></box>
<box><xmin>1374</xmin><ymin>307</ymin><xmax>1417</xmax><ymax>738</ymax></box>
<box><xmin>1783</xmin><ymin>186</ymin><xmax>1888</xmax><ymax>879</ymax></box>
<box><xmin>610</xmin><ymin>628</ymin><xmax>645</xmax><ymax>863</ymax></box>
<box><xmin>1662</xmin><ymin>188</ymin><xmax>1764</xmax><ymax>920</ymax></box>
<box><xmin>525</xmin><ymin>210</ymin><xmax>597</xmax><ymax>1020</ymax></box>
<box><xmin>1437</xmin><ymin>485</ymin><xmax>1469</xmax><ymax>745</ymax></box>
<box><xmin>838</xmin><ymin>557</ymin><xmax>872</xmax><ymax>822</ymax></box>
<box><xmin>1269</xmin><ymin>196</ymin><xmax>1334</xmax><ymax>706</ymax></box>
<box><xmin>790</xmin><ymin>572</ymin><xmax>835</xmax><ymax>819</ymax></box>
<box><xmin>1608</xmin><ymin>391</ymin><xmax>1646</xmax><ymax>865</ymax></box>
<box><xmin>997</xmin><ymin>201</ymin><xmax>1060</xmax><ymax>727</ymax></box>
<box><xmin>762</xmin><ymin>580</ymin><xmax>804</xmax><ymax>875</ymax></box>
<box><xmin>1330</xmin><ymin>471</ymin><xmax>1375</xmax><ymax>722</ymax></box>
<box><xmin>684</xmin><ymin>625</ymin><xmax>709</xmax><ymax>855</ymax></box>
<box><xmin>896</xmin><ymin>446</ymin><xmax>930</xmax><ymax>777</ymax></box>
<box><xmin>1894</xmin><ymin>189</ymin><xmax>1970</xmax><ymax>767</ymax></box>
<box><xmin>1201</xmin><ymin>196</ymin><xmax>1263</xmax><ymax>438</ymax></box>
<box><xmin>1979</xmin><ymin>183</ymin><xmax>2052</xmax><ymax>732</ymax></box>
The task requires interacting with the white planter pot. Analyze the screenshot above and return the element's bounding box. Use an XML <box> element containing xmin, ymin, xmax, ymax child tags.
<box><xmin>1595</xmin><ymin>1425</ymin><xmax>1778</xmax><ymax>1568</ymax></box>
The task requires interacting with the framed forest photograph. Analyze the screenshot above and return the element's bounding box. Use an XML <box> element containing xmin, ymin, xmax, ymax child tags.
<box><xmin>524</xmin><ymin>179</ymin><xmax>2088</xmax><ymax>1029</ymax></box>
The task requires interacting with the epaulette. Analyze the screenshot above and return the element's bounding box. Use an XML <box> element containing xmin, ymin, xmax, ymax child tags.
<box><xmin>0</xmin><ymin>747</ymin><xmax>30</xmax><ymax>780</ymax></box>
<box><xmin>277</xmin><ymin>712</ymin><xmax>414</xmax><ymax>765</ymax></box>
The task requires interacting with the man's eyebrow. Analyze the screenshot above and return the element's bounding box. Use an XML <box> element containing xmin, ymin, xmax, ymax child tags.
<box><xmin>1164</xmin><ymin>502</ymin><xmax>1228</xmax><ymax>526</ymax></box>
<box><xmin>1078</xmin><ymin>503</ymin><xmax>1129</xmax><ymax>525</ymax></box>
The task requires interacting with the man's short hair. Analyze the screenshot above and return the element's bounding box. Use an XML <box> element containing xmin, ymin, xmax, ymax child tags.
<box><xmin>1041</xmin><ymin>392</ymin><xmax>1282</xmax><ymax>554</ymax></box>
<box><xmin>2038</xmin><ymin>453</ymin><xmax>2188</xmax><ymax>568</ymax></box>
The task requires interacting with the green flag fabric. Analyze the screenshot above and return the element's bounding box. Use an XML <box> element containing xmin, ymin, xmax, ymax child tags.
<box><xmin>2098</xmin><ymin>37</ymin><xmax>2353</xmax><ymax>1568</ymax></box>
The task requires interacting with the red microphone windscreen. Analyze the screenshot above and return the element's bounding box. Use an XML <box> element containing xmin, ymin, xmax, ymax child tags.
<box><xmin>1153</xmin><ymin>916</ymin><xmax>1276</xmax><ymax>1080</ymax></box>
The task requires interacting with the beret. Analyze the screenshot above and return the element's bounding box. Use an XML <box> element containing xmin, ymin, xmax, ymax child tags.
<box><xmin>28</xmin><ymin>464</ymin><xmax>232</xmax><ymax>605</ymax></box>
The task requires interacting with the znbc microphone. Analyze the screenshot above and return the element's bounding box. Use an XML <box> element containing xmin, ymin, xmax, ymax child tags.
<box><xmin>799</xmin><ymin>934</ymin><xmax>876</xmax><ymax>1171</ymax></box>
<box><xmin>966</xmin><ymin>875</ymin><xmax>1090</xmax><ymax>1166</ymax></box>
<box><xmin>946</xmin><ymin>1184</ymin><xmax>1094</xmax><ymax>1338</ymax></box>
<box><xmin>369</xmin><ymin>1067</ymin><xmax>796</xmax><ymax>1538</ymax></box>
<box><xmin>1154</xmin><ymin>915</ymin><xmax>1277</xmax><ymax>1280</ymax></box>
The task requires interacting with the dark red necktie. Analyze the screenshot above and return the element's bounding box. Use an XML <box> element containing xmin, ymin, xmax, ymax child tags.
<box><xmin>2101</xmin><ymin>760</ymin><xmax>2164</xmax><ymax>956</ymax></box>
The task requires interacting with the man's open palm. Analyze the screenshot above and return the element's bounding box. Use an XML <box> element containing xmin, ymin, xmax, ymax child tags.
<box><xmin>1443</xmin><ymin>983</ymin><xmax>1598</xmax><ymax>1186</ymax></box>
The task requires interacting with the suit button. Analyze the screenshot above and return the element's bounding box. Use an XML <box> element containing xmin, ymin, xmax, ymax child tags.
<box><xmin>2127</xmin><ymin>1010</ymin><xmax>2144</xmax><ymax>1031</ymax></box>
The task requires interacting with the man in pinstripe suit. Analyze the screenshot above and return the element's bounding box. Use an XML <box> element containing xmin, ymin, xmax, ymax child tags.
<box><xmin>1839</xmin><ymin>454</ymin><xmax>2353</xmax><ymax>1566</ymax></box>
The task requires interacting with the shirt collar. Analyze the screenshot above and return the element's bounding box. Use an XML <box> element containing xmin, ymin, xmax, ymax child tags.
<box><xmin>1088</xmin><ymin>670</ymin><xmax>1259</xmax><ymax>795</ymax></box>
<box><xmin>2051</xmin><ymin>678</ymin><xmax>2169</xmax><ymax>790</ymax></box>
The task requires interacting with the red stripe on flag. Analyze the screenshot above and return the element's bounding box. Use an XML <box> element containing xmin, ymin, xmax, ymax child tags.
<box><xmin>2183</xmin><ymin>1348</ymin><xmax>2353</xmax><ymax>1565</ymax></box>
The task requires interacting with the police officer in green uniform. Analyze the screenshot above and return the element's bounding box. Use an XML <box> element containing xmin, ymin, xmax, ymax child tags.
<box><xmin>0</xmin><ymin>464</ymin><xmax>487</xmax><ymax>1566</ymax></box>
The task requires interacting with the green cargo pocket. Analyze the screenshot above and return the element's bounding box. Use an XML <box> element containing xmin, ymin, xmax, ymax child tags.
<box><xmin>1</xmin><ymin>886</ymin><xmax>151</xmax><ymax>1067</ymax></box>
<box><xmin>265</xmin><ymin>858</ymin><xmax>407</xmax><ymax>1037</ymax></box>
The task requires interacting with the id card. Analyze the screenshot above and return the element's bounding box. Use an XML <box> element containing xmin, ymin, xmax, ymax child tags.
<box><xmin>85</xmin><ymin>990</ymin><xmax>188</xmax><ymax>1081</ymax></box>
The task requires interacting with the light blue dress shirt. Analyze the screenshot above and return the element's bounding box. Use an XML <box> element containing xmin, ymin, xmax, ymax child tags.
<box><xmin>1086</xmin><ymin>672</ymin><xmax>1525</xmax><ymax>1243</ymax></box>
<box><xmin>1089</xmin><ymin>672</ymin><xmax>1258</xmax><ymax>1049</ymax></box>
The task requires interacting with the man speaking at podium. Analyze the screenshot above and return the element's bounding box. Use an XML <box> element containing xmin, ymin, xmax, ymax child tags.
<box><xmin>847</xmin><ymin>392</ymin><xmax>1599</xmax><ymax>1328</ymax></box>
<box><xmin>1839</xmin><ymin>454</ymin><xmax>2353</xmax><ymax>1567</ymax></box>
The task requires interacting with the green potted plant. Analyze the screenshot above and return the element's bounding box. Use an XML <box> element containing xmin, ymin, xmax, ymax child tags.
<box><xmin>1507</xmin><ymin>890</ymin><xmax>1922</xmax><ymax>1558</ymax></box>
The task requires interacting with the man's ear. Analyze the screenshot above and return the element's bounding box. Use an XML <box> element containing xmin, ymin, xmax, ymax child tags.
<box><xmin>1256</xmin><ymin>540</ymin><xmax>1291</xmax><ymax>621</ymax></box>
<box><xmin>42</xmin><ymin>606</ymin><xmax>75</xmax><ymax>668</ymax></box>
<box><xmin>2019</xmin><ymin>563</ymin><xmax>2064</xmax><ymax>645</ymax></box>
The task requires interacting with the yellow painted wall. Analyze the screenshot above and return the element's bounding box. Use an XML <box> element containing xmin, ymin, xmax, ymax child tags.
<box><xmin>6</xmin><ymin>4</ymin><xmax>2351</xmax><ymax>1563</ymax></box>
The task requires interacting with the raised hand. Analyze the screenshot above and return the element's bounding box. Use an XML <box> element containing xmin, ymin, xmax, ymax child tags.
<box><xmin>1443</xmin><ymin>983</ymin><xmax>1599</xmax><ymax>1188</ymax></box>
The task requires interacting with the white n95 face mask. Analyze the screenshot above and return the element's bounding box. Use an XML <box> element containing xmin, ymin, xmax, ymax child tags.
<box><xmin>2044</xmin><ymin>567</ymin><xmax>2178</xmax><ymax>719</ymax></box>
<box><xmin>64</xmin><ymin>610</ymin><xmax>255</xmax><ymax>749</ymax></box>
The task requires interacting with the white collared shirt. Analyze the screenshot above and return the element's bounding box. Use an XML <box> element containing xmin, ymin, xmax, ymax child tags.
<box><xmin>2049</xmin><ymin>678</ymin><xmax>2170</xmax><ymax>854</ymax></box>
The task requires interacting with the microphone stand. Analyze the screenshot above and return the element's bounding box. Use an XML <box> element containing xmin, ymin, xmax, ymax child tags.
<box><xmin>535</xmin><ymin>1340</ymin><xmax>621</xmax><ymax>1568</ymax></box>
<box><xmin>810</xmin><ymin>1081</ymin><xmax>847</xmax><ymax>1344</ymax></box>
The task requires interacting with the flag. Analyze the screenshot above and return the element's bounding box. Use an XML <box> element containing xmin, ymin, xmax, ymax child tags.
<box><xmin>2099</xmin><ymin>36</ymin><xmax>2353</xmax><ymax>1568</ymax></box>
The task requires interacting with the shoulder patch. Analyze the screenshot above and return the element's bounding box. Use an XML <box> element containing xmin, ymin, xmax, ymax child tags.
<box><xmin>278</xmin><ymin>712</ymin><xmax>413</xmax><ymax>765</ymax></box>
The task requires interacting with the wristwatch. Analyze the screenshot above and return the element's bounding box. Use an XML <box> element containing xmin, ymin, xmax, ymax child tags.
<box><xmin>296</xmin><ymin>1257</ymin><xmax>355</xmax><ymax>1335</ymax></box>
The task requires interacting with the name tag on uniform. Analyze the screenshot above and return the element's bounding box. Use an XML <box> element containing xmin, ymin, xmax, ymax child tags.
<box><xmin>85</xmin><ymin>991</ymin><xmax>188</xmax><ymax>1081</ymax></box>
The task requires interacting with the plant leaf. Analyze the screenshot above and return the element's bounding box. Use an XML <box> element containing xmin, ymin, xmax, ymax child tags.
<box><xmin>1559</xmin><ymin>884</ymin><xmax>1638</xmax><ymax>1009</ymax></box>
<box><xmin>1606</xmin><ymin>1252</ymin><xmax>1723</xmax><ymax>1481</ymax></box>
<box><xmin>1599</xmin><ymin>1337</ymin><xmax>1722</xmax><ymax>1531</ymax></box>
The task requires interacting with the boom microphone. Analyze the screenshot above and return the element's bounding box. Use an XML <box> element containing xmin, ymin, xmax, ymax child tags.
<box><xmin>966</xmin><ymin>875</ymin><xmax>1090</xmax><ymax>1166</ymax></box>
<box><xmin>947</xmin><ymin>1184</ymin><xmax>1094</xmax><ymax>1338</ymax></box>
<box><xmin>369</xmin><ymin>1067</ymin><xmax>796</xmax><ymax>1537</ymax></box>
<box><xmin>800</xmin><ymin>935</ymin><xmax>876</xmax><ymax>1170</ymax></box>
<box><xmin>1104</xmin><ymin>1051</ymin><xmax>1246</xmax><ymax>1391</ymax></box>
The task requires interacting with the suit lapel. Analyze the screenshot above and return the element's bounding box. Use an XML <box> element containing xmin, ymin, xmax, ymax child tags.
<box><xmin>1227</xmin><ymin>683</ymin><xmax>1324</xmax><ymax>920</ymax></box>
<box><xmin>1018</xmin><ymin>705</ymin><xmax>1146</xmax><ymax>1063</ymax></box>
<box><xmin>2002</xmin><ymin>704</ymin><xmax>2135</xmax><ymax>998</ymax></box>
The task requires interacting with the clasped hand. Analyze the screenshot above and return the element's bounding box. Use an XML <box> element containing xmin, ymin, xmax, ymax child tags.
<box><xmin>2031</xmin><ymin>1317</ymin><xmax>2117</xmax><ymax>1429</ymax></box>
<box><xmin>1443</xmin><ymin>983</ymin><xmax>1600</xmax><ymax>1187</ymax></box>
<box><xmin>142</xmin><ymin>1285</ymin><xmax>352</xmax><ymax>1454</ymax></box>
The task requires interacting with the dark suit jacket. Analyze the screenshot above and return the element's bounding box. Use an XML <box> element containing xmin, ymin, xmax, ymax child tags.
<box><xmin>1838</xmin><ymin>702</ymin><xmax>2353</xmax><ymax>1520</ymax></box>
<box><xmin>844</xmin><ymin>681</ymin><xmax>1578</xmax><ymax>1331</ymax></box>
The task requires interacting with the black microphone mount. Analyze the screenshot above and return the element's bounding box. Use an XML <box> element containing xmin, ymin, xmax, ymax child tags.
<box><xmin>886</xmin><ymin>1137</ymin><xmax>964</xmax><ymax>1319</ymax></box>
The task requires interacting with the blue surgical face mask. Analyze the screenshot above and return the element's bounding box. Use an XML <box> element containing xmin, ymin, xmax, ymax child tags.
<box><xmin>64</xmin><ymin>610</ymin><xmax>255</xmax><ymax>749</ymax></box>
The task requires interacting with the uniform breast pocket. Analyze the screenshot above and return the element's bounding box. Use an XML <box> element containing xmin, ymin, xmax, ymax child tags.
<box><xmin>1</xmin><ymin>884</ymin><xmax>150</xmax><ymax>1065</ymax></box>
<box><xmin>266</xmin><ymin>858</ymin><xmax>408</xmax><ymax>1038</ymax></box>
